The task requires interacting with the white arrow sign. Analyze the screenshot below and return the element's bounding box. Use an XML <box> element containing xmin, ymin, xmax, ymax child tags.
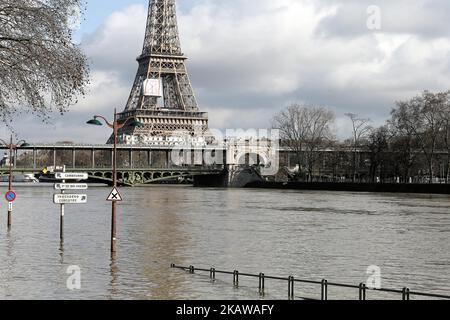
<box><xmin>54</xmin><ymin>183</ymin><xmax>89</xmax><ymax>190</ymax></box>
<box><xmin>55</xmin><ymin>173</ymin><xmax>89</xmax><ymax>180</ymax></box>
<box><xmin>54</xmin><ymin>194</ymin><xmax>88</xmax><ymax>204</ymax></box>
<box><xmin>107</xmin><ymin>187</ymin><xmax>123</xmax><ymax>202</ymax></box>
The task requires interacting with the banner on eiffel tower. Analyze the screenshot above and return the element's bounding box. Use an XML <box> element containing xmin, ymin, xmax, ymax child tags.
<box><xmin>143</xmin><ymin>78</ymin><xmax>162</xmax><ymax>97</ymax></box>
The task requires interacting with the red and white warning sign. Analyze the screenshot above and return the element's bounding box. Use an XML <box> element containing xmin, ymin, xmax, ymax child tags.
<box><xmin>107</xmin><ymin>187</ymin><xmax>123</xmax><ymax>202</ymax></box>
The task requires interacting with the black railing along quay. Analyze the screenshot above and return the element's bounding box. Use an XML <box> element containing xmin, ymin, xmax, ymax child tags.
<box><xmin>171</xmin><ymin>264</ymin><xmax>450</xmax><ymax>301</ymax></box>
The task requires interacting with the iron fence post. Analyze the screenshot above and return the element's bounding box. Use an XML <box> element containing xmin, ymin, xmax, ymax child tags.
<box><xmin>170</xmin><ymin>265</ymin><xmax>450</xmax><ymax>301</ymax></box>
<box><xmin>321</xmin><ymin>279</ymin><xmax>328</xmax><ymax>300</ymax></box>
<box><xmin>402</xmin><ymin>288</ymin><xmax>410</xmax><ymax>301</ymax></box>
<box><xmin>288</xmin><ymin>276</ymin><xmax>295</xmax><ymax>300</ymax></box>
<box><xmin>359</xmin><ymin>283</ymin><xmax>367</xmax><ymax>301</ymax></box>
<box><xmin>233</xmin><ymin>270</ymin><xmax>239</xmax><ymax>287</ymax></box>
<box><xmin>259</xmin><ymin>273</ymin><xmax>265</xmax><ymax>294</ymax></box>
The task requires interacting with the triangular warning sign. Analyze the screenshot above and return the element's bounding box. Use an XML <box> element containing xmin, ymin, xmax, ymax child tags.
<box><xmin>107</xmin><ymin>187</ymin><xmax>123</xmax><ymax>202</ymax></box>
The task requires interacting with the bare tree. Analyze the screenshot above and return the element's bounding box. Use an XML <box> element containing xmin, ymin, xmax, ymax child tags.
<box><xmin>437</xmin><ymin>91</ymin><xmax>450</xmax><ymax>183</ymax></box>
<box><xmin>418</xmin><ymin>91</ymin><xmax>448</xmax><ymax>183</ymax></box>
<box><xmin>391</xmin><ymin>91</ymin><xmax>447</xmax><ymax>183</ymax></box>
<box><xmin>345</xmin><ymin>113</ymin><xmax>372</xmax><ymax>182</ymax></box>
<box><xmin>388</xmin><ymin>101</ymin><xmax>420</xmax><ymax>182</ymax></box>
<box><xmin>445</xmin><ymin>101</ymin><xmax>450</xmax><ymax>183</ymax></box>
<box><xmin>0</xmin><ymin>0</ymin><xmax>89</xmax><ymax>123</ymax></box>
<box><xmin>366</xmin><ymin>126</ymin><xmax>389</xmax><ymax>183</ymax></box>
<box><xmin>273</xmin><ymin>104</ymin><xmax>335</xmax><ymax>181</ymax></box>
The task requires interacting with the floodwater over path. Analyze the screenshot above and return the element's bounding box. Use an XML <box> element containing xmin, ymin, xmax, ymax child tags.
<box><xmin>0</xmin><ymin>186</ymin><xmax>449</xmax><ymax>300</ymax></box>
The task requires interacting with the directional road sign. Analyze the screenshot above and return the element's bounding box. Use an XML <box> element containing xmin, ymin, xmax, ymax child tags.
<box><xmin>54</xmin><ymin>183</ymin><xmax>89</xmax><ymax>190</ymax></box>
<box><xmin>53</xmin><ymin>194</ymin><xmax>88</xmax><ymax>204</ymax></box>
<box><xmin>54</xmin><ymin>173</ymin><xmax>89</xmax><ymax>180</ymax></box>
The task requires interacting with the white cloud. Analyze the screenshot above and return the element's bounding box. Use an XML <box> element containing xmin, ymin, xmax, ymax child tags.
<box><xmin>3</xmin><ymin>0</ymin><xmax>450</xmax><ymax>142</ymax></box>
<box><xmin>73</xmin><ymin>70</ymin><xmax>130</xmax><ymax>114</ymax></box>
<box><xmin>185</xmin><ymin>0</ymin><xmax>450</xmax><ymax>139</ymax></box>
<box><xmin>82</xmin><ymin>4</ymin><xmax>146</xmax><ymax>77</ymax></box>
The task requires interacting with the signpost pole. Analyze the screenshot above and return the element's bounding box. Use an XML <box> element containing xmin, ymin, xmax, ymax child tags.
<box><xmin>60</xmin><ymin>166</ymin><xmax>66</xmax><ymax>241</ymax></box>
<box><xmin>87</xmin><ymin>109</ymin><xmax>134</xmax><ymax>254</ymax></box>
<box><xmin>111</xmin><ymin>109</ymin><xmax>118</xmax><ymax>253</ymax></box>
<box><xmin>53</xmin><ymin>171</ymin><xmax>88</xmax><ymax>242</ymax></box>
<box><xmin>7</xmin><ymin>135</ymin><xmax>13</xmax><ymax>229</ymax></box>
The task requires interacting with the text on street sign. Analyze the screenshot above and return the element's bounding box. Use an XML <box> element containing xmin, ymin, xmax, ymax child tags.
<box><xmin>53</xmin><ymin>194</ymin><xmax>88</xmax><ymax>204</ymax></box>
<box><xmin>55</xmin><ymin>173</ymin><xmax>89</xmax><ymax>180</ymax></box>
<box><xmin>54</xmin><ymin>183</ymin><xmax>89</xmax><ymax>190</ymax></box>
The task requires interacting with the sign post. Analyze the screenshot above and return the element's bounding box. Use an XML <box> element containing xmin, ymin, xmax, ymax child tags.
<box><xmin>60</xmin><ymin>166</ymin><xmax>66</xmax><ymax>241</ymax></box>
<box><xmin>53</xmin><ymin>168</ymin><xmax>88</xmax><ymax>241</ymax></box>
<box><xmin>0</xmin><ymin>135</ymin><xmax>28</xmax><ymax>230</ymax></box>
<box><xmin>5</xmin><ymin>190</ymin><xmax>17</xmax><ymax>229</ymax></box>
<box><xmin>87</xmin><ymin>109</ymin><xmax>141</xmax><ymax>253</ymax></box>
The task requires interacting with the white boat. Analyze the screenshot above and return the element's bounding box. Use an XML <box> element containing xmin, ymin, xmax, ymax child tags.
<box><xmin>0</xmin><ymin>174</ymin><xmax>39</xmax><ymax>183</ymax></box>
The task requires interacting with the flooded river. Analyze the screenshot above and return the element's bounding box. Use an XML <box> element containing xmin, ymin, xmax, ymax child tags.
<box><xmin>0</xmin><ymin>185</ymin><xmax>449</xmax><ymax>300</ymax></box>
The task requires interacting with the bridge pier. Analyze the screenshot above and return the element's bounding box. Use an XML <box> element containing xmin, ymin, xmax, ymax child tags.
<box><xmin>193</xmin><ymin>165</ymin><xmax>265</xmax><ymax>188</ymax></box>
<box><xmin>129</xmin><ymin>149</ymin><xmax>133</xmax><ymax>169</ymax></box>
<box><xmin>166</xmin><ymin>150</ymin><xmax>170</xmax><ymax>169</ymax></box>
<box><xmin>72</xmin><ymin>149</ymin><xmax>76</xmax><ymax>169</ymax></box>
<box><xmin>33</xmin><ymin>148</ymin><xmax>37</xmax><ymax>169</ymax></box>
<box><xmin>13</xmin><ymin>149</ymin><xmax>17</xmax><ymax>168</ymax></box>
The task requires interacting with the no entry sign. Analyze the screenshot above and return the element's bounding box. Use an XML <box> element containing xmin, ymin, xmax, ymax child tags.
<box><xmin>5</xmin><ymin>190</ymin><xmax>16</xmax><ymax>203</ymax></box>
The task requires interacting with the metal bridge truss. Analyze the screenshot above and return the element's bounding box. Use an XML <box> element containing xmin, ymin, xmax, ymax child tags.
<box><xmin>0</xmin><ymin>145</ymin><xmax>226</xmax><ymax>186</ymax></box>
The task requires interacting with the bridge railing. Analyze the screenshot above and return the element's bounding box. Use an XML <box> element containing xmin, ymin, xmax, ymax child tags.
<box><xmin>0</xmin><ymin>164</ymin><xmax>226</xmax><ymax>173</ymax></box>
<box><xmin>0</xmin><ymin>145</ymin><xmax>228</xmax><ymax>171</ymax></box>
<box><xmin>171</xmin><ymin>264</ymin><xmax>450</xmax><ymax>301</ymax></box>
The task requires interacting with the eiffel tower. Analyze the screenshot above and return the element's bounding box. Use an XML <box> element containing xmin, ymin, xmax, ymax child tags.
<box><xmin>115</xmin><ymin>0</ymin><xmax>209</xmax><ymax>144</ymax></box>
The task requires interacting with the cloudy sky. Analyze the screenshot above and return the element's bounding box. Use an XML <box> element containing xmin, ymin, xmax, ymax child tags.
<box><xmin>2</xmin><ymin>0</ymin><xmax>450</xmax><ymax>143</ymax></box>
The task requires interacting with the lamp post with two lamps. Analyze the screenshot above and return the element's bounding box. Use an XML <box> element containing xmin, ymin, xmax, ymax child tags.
<box><xmin>87</xmin><ymin>109</ymin><xmax>143</xmax><ymax>253</ymax></box>
<box><xmin>0</xmin><ymin>135</ymin><xmax>30</xmax><ymax>229</ymax></box>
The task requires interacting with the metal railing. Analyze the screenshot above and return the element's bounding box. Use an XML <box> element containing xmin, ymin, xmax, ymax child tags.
<box><xmin>171</xmin><ymin>264</ymin><xmax>450</xmax><ymax>301</ymax></box>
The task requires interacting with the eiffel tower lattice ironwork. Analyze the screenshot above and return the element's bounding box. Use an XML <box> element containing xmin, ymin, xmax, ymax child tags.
<box><xmin>114</xmin><ymin>0</ymin><xmax>209</xmax><ymax>144</ymax></box>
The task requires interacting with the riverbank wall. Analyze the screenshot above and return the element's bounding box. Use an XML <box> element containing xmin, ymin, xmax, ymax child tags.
<box><xmin>245</xmin><ymin>181</ymin><xmax>450</xmax><ymax>195</ymax></box>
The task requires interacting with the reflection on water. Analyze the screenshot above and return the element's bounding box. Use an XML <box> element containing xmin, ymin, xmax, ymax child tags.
<box><xmin>0</xmin><ymin>186</ymin><xmax>449</xmax><ymax>300</ymax></box>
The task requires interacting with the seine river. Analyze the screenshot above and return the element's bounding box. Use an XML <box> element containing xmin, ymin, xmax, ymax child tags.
<box><xmin>0</xmin><ymin>185</ymin><xmax>449</xmax><ymax>300</ymax></box>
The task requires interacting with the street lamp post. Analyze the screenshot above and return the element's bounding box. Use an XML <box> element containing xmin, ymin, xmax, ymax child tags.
<box><xmin>0</xmin><ymin>135</ymin><xmax>29</xmax><ymax>229</ymax></box>
<box><xmin>87</xmin><ymin>109</ymin><xmax>142</xmax><ymax>253</ymax></box>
